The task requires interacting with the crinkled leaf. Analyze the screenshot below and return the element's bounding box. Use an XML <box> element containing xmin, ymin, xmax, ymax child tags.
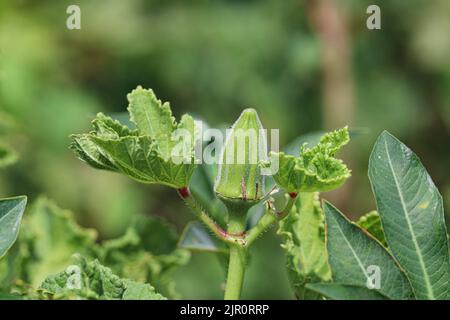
<box><xmin>324</xmin><ymin>202</ymin><xmax>413</xmax><ymax>300</ymax></box>
<box><xmin>178</xmin><ymin>221</ymin><xmax>227</xmax><ymax>253</ymax></box>
<box><xmin>369</xmin><ymin>131</ymin><xmax>450</xmax><ymax>300</ymax></box>
<box><xmin>0</xmin><ymin>196</ymin><xmax>27</xmax><ymax>258</ymax></box>
<box><xmin>356</xmin><ymin>211</ymin><xmax>387</xmax><ymax>247</ymax></box>
<box><xmin>266</xmin><ymin>127</ymin><xmax>351</xmax><ymax>193</ymax></box>
<box><xmin>40</xmin><ymin>255</ymin><xmax>165</xmax><ymax>300</ymax></box>
<box><xmin>278</xmin><ymin>192</ymin><xmax>331</xmax><ymax>299</ymax></box>
<box><xmin>306</xmin><ymin>283</ymin><xmax>388</xmax><ymax>300</ymax></box>
<box><xmin>70</xmin><ymin>86</ymin><xmax>197</xmax><ymax>189</ymax></box>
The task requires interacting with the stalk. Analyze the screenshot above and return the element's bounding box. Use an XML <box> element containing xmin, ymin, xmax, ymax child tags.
<box><xmin>224</xmin><ymin>212</ymin><xmax>247</xmax><ymax>300</ymax></box>
<box><xmin>177</xmin><ymin>187</ymin><xmax>246</xmax><ymax>246</ymax></box>
<box><xmin>245</xmin><ymin>193</ymin><xmax>297</xmax><ymax>246</ymax></box>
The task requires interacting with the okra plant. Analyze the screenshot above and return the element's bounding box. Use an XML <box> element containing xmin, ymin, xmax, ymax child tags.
<box><xmin>0</xmin><ymin>86</ymin><xmax>448</xmax><ymax>300</ymax></box>
<box><xmin>68</xmin><ymin>86</ymin><xmax>449</xmax><ymax>300</ymax></box>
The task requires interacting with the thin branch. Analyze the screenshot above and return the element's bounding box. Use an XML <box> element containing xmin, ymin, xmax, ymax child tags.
<box><xmin>245</xmin><ymin>192</ymin><xmax>298</xmax><ymax>246</ymax></box>
<box><xmin>177</xmin><ymin>187</ymin><xmax>247</xmax><ymax>246</ymax></box>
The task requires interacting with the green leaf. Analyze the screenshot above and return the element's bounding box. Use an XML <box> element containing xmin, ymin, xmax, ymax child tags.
<box><xmin>127</xmin><ymin>87</ymin><xmax>176</xmax><ymax>159</ymax></box>
<box><xmin>356</xmin><ymin>211</ymin><xmax>387</xmax><ymax>247</ymax></box>
<box><xmin>368</xmin><ymin>131</ymin><xmax>450</xmax><ymax>300</ymax></box>
<box><xmin>306</xmin><ymin>283</ymin><xmax>388</xmax><ymax>300</ymax></box>
<box><xmin>0</xmin><ymin>145</ymin><xmax>18</xmax><ymax>168</ymax></box>
<box><xmin>39</xmin><ymin>255</ymin><xmax>166</xmax><ymax>300</ymax></box>
<box><xmin>323</xmin><ymin>201</ymin><xmax>413</xmax><ymax>300</ymax></box>
<box><xmin>70</xmin><ymin>87</ymin><xmax>197</xmax><ymax>189</ymax></box>
<box><xmin>267</xmin><ymin>127</ymin><xmax>351</xmax><ymax>193</ymax></box>
<box><xmin>178</xmin><ymin>221</ymin><xmax>227</xmax><ymax>253</ymax></box>
<box><xmin>0</xmin><ymin>196</ymin><xmax>27</xmax><ymax>258</ymax></box>
<box><xmin>278</xmin><ymin>192</ymin><xmax>331</xmax><ymax>299</ymax></box>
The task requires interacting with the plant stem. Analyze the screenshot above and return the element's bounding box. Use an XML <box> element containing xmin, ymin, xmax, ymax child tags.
<box><xmin>245</xmin><ymin>193</ymin><xmax>297</xmax><ymax>246</ymax></box>
<box><xmin>177</xmin><ymin>187</ymin><xmax>246</xmax><ymax>246</ymax></box>
<box><xmin>224</xmin><ymin>213</ymin><xmax>247</xmax><ymax>300</ymax></box>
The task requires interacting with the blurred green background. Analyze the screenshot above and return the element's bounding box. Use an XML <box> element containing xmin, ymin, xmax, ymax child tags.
<box><xmin>0</xmin><ymin>0</ymin><xmax>449</xmax><ymax>299</ymax></box>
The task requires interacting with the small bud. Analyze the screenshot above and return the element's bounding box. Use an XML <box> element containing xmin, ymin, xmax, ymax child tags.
<box><xmin>214</xmin><ymin>108</ymin><xmax>267</xmax><ymax>204</ymax></box>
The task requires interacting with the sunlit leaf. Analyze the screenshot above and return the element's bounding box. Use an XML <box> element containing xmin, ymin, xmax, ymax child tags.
<box><xmin>369</xmin><ymin>131</ymin><xmax>450</xmax><ymax>300</ymax></box>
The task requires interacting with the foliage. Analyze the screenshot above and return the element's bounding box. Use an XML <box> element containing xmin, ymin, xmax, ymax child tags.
<box><xmin>278</xmin><ymin>192</ymin><xmax>330</xmax><ymax>299</ymax></box>
<box><xmin>39</xmin><ymin>255</ymin><xmax>166</xmax><ymax>300</ymax></box>
<box><xmin>307</xmin><ymin>131</ymin><xmax>450</xmax><ymax>300</ymax></box>
<box><xmin>266</xmin><ymin>127</ymin><xmax>351</xmax><ymax>193</ymax></box>
<box><xmin>0</xmin><ymin>197</ymin><xmax>188</xmax><ymax>299</ymax></box>
<box><xmin>70</xmin><ymin>87</ymin><xmax>197</xmax><ymax>189</ymax></box>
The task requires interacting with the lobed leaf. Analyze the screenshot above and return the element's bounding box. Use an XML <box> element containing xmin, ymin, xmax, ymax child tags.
<box><xmin>266</xmin><ymin>127</ymin><xmax>351</xmax><ymax>193</ymax></box>
<box><xmin>369</xmin><ymin>131</ymin><xmax>450</xmax><ymax>300</ymax></box>
<box><xmin>70</xmin><ymin>86</ymin><xmax>197</xmax><ymax>189</ymax></box>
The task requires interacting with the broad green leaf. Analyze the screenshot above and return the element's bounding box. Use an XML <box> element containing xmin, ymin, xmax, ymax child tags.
<box><xmin>306</xmin><ymin>283</ymin><xmax>388</xmax><ymax>300</ymax></box>
<box><xmin>70</xmin><ymin>87</ymin><xmax>197</xmax><ymax>189</ymax></box>
<box><xmin>278</xmin><ymin>192</ymin><xmax>331</xmax><ymax>299</ymax></box>
<box><xmin>266</xmin><ymin>127</ymin><xmax>351</xmax><ymax>193</ymax></box>
<box><xmin>40</xmin><ymin>255</ymin><xmax>166</xmax><ymax>300</ymax></box>
<box><xmin>324</xmin><ymin>202</ymin><xmax>413</xmax><ymax>300</ymax></box>
<box><xmin>0</xmin><ymin>196</ymin><xmax>27</xmax><ymax>258</ymax></box>
<box><xmin>0</xmin><ymin>145</ymin><xmax>18</xmax><ymax>168</ymax></box>
<box><xmin>178</xmin><ymin>221</ymin><xmax>227</xmax><ymax>253</ymax></box>
<box><xmin>368</xmin><ymin>131</ymin><xmax>450</xmax><ymax>300</ymax></box>
<box><xmin>356</xmin><ymin>211</ymin><xmax>387</xmax><ymax>247</ymax></box>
